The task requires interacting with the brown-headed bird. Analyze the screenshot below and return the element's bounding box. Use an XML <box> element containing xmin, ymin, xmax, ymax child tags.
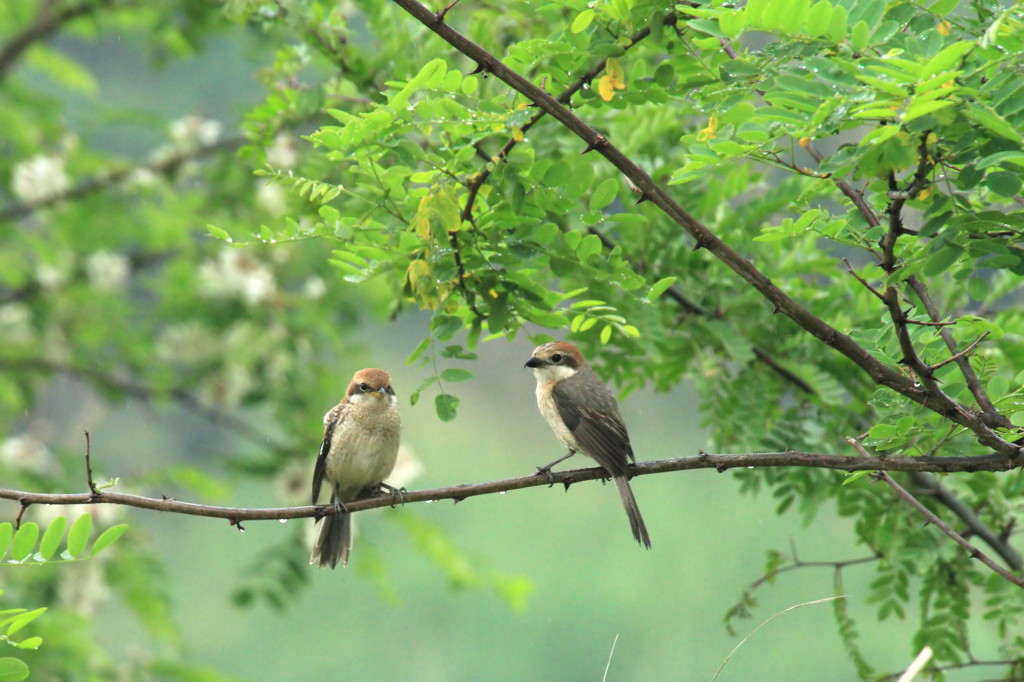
<box><xmin>310</xmin><ymin>368</ymin><xmax>401</xmax><ymax>568</ymax></box>
<box><xmin>525</xmin><ymin>341</ymin><xmax>651</xmax><ymax>548</ymax></box>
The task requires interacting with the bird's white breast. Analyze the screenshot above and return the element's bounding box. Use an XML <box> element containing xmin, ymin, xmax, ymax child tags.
<box><xmin>535</xmin><ymin>381</ymin><xmax>578</xmax><ymax>452</ymax></box>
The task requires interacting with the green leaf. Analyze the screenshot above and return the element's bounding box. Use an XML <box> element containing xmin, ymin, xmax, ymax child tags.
<box><xmin>5</xmin><ymin>608</ymin><xmax>45</xmax><ymax>636</ymax></box>
<box><xmin>0</xmin><ymin>524</ymin><xmax>11</xmax><ymax>562</ymax></box>
<box><xmin>588</xmin><ymin>178</ymin><xmax>619</xmax><ymax>211</ymax></box>
<box><xmin>920</xmin><ymin>41</ymin><xmax>975</xmax><ymax>81</ymax></box>
<box><xmin>67</xmin><ymin>514</ymin><xmax>92</xmax><ymax>559</ymax></box>
<box><xmin>206</xmin><ymin>224</ymin><xmax>231</xmax><ymax>241</ymax></box>
<box><xmin>0</xmin><ymin>658</ymin><xmax>29</xmax><ymax>682</ymax></box>
<box><xmin>648</xmin><ymin>276</ymin><xmax>678</xmax><ymax>301</ymax></box>
<box><xmin>10</xmin><ymin>525</ymin><xmax>38</xmax><ymax>563</ymax></box>
<box><xmin>435</xmin><ymin>394</ymin><xmax>460</xmax><ymax>422</ymax></box>
<box><xmin>826</xmin><ymin>4</ymin><xmax>848</xmax><ymax>42</ymax></box>
<box><xmin>571</xmin><ymin>9</ymin><xmax>595</xmax><ymax>33</ymax></box>
<box><xmin>90</xmin><ymin>524</ymin><xmax>129</xmax><ymax>557</ymax></box>
<box><xmin>37</xmin><ymin>518</ymin><xmax>66</xmax><ymax>561</ymax></box>
<box><xmin>806</xmin><ymin>0</ymin><xmax>833</xmax><ymax>36</ymax></box>
<box><xmin>14</xmin><ymin>638</ymin><xmax>41</xmax><ymax>650</ymax></box>
<box><xmin>964</xmin><ymin>103</ymin><xmax>1024</xmax><ymax>143</ymax></box>
<box><xmin>440</xmin><ymin>368</ymin><xmax>473</xmax><ymax>383</ymax></box>
<box><xmin>1011</xmin><ymin>412</ymin><xmax>1024</xmax><ymax>427</ymax></box>
<box><xmin>850</xmin><ymin>20</ymin><xmax>870</xmax><ymax>49</ymax></box>
<box><xmin>599</xmin><ymin>324</ymin><xmax>612</xmax><ymax>344</ymax></box>
<box><xmin>985</xmin><ymin>171</ymin><xmax>1023</xmax><ymax>197</ymax></box>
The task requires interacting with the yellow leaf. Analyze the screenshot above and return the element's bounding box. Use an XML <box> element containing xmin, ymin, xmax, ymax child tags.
<box><xmin>937</xmin><ymin>20</ymin><xmax>951</xmax><ymax>35</ymax></box>
<box><xmin>799</xmin><ymin>137</ymin><xmax>812</xmax><ymax>148</ymax></box>
<box><xmin>696</xmin><ymin>113</ymin><xmax>719</xmax><ymax>141</ymax></box>
<box><xmin>598</xmin><ymin>75</ymin><xmax>615</xmax><ymax>101</ymax></box>
<box><xmin>605</xmin><ymin>57</ymin><xmax>626</xmax><ymax>90</ymax></box>
<box><xmin>512</xmin><ymin>127</ymin><xmax>525</xmax><ymax>142</ymax></box>
<box><xmin>406</xmin><ymin>259</ymin><xmax>431</xmax><ymax>288</ymax></box>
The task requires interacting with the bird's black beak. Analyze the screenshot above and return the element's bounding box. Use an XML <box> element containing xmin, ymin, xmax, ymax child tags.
<box><xmin>525</xmin><ymin>357</ymin><xmax>543</xmax><ymax>368</ymax></box>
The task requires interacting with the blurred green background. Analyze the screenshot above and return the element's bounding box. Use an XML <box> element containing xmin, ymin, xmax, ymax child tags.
<box><xmin>2</xmin><ymin>12</ymin><xmax>1011</xmax><ymax>682</ymax></box>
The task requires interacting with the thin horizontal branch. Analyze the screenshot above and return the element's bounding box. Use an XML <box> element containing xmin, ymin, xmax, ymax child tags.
<box><xmin>2</xmin><ymin>450</ymin><xmax>1019</xmax><ymax>524</ymax></box>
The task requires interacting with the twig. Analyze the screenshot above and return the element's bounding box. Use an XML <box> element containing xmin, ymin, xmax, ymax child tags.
<box><xmin>930</xmin><ymin>332</ymin><xmax>989</xmax><ymax>371</ymax></box>
<box><xmin>1</xmin><ymin>450</ymin><xmax>1020</xmax><ymax>523</ymax></box>
<box><xmin>877</xmin><ymin>472</ymin><xmax>1024</xmax><ymax>588</ymax></box>
<box><xmin>14</xmin><ymin>500</ymin><xmax>29</xmax><ymax>530</ymax></box>
<box><xmin>907</xmin><ymin>277</ymin><xmax>1007</xmax><ymax>426</ymax></box>
<box><xmin>907</xmin><ymin>470</ymin><xmax>1023</xmax><ymax>571</ymax></box>
<box><xmin>843</xmin><ymin>258</ymin><xmax>886</xmax><ymax>302</ymax></box>
<box><xmin>84</xmin><ymin>430</ymin><xmax>97</xmax><ymax>497</ymax></box>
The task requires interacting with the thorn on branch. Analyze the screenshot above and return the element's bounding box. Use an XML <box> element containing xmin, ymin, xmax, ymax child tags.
<box><xmin>229</xmin><ymin>518</ymin><xmax>245</xmax><ymax>532</ymax></box>
<box><xmin>469</xmin><ymin>62</ymin><xmax>489</xmax><ymax>76</ymax></box>
<box><xmin>562</xmin><ymin>481</ymin><xmax>572</xmax><ymax>492</ymax></box>
<box><xmin>580</xmin><ymin>135</ymin><xmax>608</xmax><ymax>155</ymax></box>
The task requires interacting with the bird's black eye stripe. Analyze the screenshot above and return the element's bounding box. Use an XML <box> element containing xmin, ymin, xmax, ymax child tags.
<box><xmin>359</xmin><ymin>382</ymin><xmax>371</xmax><ymax>391</ymax></box>
<box><xmin>550</xmin><ymin>353</ymin><xmax>562</xmax><ymax>363</ymax></box>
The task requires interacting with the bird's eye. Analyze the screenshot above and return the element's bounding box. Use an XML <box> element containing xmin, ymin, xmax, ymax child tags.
<box><xmin>358</xmin><ymin>382</ymin><xmax>371</xmax><ymax>391</ymax></box>
<box><xmin>551</xmin><ymin>353</ymin><xmax>562</xmax><ymax>363</ymax></box>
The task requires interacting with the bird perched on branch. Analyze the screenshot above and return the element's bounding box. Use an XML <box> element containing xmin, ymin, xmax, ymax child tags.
<box><xmin>525</xmin><ymin>341</ymin><xmax>651</xmax><ymax>548</ymax></box>
<box><xmin>310</xmin><ymin>368</ymin><xmax>401</xmax><ymax>568</ymax></box>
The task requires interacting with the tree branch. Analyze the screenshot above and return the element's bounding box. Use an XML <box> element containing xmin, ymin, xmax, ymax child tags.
<box><xmin>0</xmin><ymin>0</ymin><xmax>119</xmax><ymax>83</ymax></box>
<box><xmin>2</xmin><ymin>450</ymin><xmax>1019</xmax><ymax>523</ymax></box>
<box><xmin>877</xmin><ymin>472</ymin><xmax>1024</xmax><ymax>588</ymax></box>
<box><xmin>908</xmin><ymin>470</ymin><xmax>1023</xmax><ymax>571</ymax></box>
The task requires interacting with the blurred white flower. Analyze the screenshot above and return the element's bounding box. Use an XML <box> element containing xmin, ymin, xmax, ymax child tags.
<box><xmin>57</xmin><ymin>557</ymin><xmax>109</xmax><ymax>615</ymax></box>
<box><xmin>85</xmin><ymin>251</ymin><xmax>130</xmax><ymax>291</ymax></box>
<box><xmin>155</xmin><ymin>322</ymin><xmax>217</xmax><ymax>364</ymax></box>
<box><xmin>0</xmin><ymin>433</ymin><xmax>55</xmax><ymax>474</ymax></box>
<box><xmin>256</xmin><ymin>180</ymin><xmax>287</xmax><ymax>216</ymax></box>
<box><xmin>11</xmin><ymin>155</ymin><xmax>70</xmax><ymax>203</ymax></box>
<box><xmin>303</xmin><ymin>275</ymin><xmax>326</xmax><ymax>300</ymax></box>
<box><xmin>35</xmin><ymin>261</ymin><xmax>69</xmax><ymax>290</ymax></box>
<box><xmin>198</xmin><ymin>248</ymin><xmax>276</xmax><ymax>306</ymax></box>
<box><xmin>267</xmin><ymin>132</ymin><xmax>299</xmax><ymax>169</ymax></box>
<box><xmin>201</xmin><ymin>362</ymin><xmax>255</xmax><ymax>408</ymax></box>
<box><xmin>385</xmin><ymin>445</ymin><xmax>424</xmax><ymax>490</ymax></box>
<box><xmin>169</xmin><ymin>114</ymin><xmax>223</xmax><ymax>149</ymax></box>
<box><xmin>0</xmin><ymin>303</ymin><xmax>34</xmax><ymax>344</ymax></box>
<box><xmin>275</xmin><ymin>459</ymin><xmax>309</xmax><ymax>504</ymax></box>
<box><xmin>126</xmin><ymin>168</ymin><xmax>159</xmax><ymax>187</ymax></box>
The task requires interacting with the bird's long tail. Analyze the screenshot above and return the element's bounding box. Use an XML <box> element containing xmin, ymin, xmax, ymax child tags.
<box><xmin>613</xmin><ymin>475</ymin><xmax>651</xmax><ymax>549</ymax></box>
<box><xmin>310</xmin><ymin>494</ymin><xmax>352</xmax><ymax>569</ymax></box>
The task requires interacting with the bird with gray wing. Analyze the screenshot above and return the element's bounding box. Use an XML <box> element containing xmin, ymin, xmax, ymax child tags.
<box><xmin>525</xmin><ymin>341</ymin><xmax>651</xmax><ymax>548</ymax></box>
